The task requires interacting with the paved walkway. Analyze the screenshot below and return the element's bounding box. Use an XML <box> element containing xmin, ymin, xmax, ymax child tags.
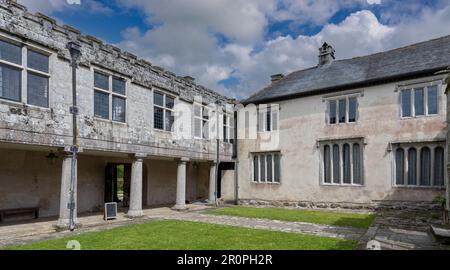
<box><xmin>169</xmin><ymin>213</ymin><xmax>366</xmax><ymax>241</ymax></box>
<box><xmin>359</xmin><ymin>209</ymin><xmax>450</xmax><ymax>250</ymax></box>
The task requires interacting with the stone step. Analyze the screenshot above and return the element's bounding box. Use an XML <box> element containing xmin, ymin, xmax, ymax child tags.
<box><xmin>430</xmin><ymin>225</ymin><xmax>450</xmax><ymax>244</ymax></box>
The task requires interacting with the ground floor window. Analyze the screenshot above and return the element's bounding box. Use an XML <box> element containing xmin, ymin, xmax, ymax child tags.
<box><xmin>320</xmin><ymin>139</ymin><xmax>363</xmax><ymax>185</ymax></box>
<box><xmin>393</xmin><ymin>142</ymin><xmax>445</xmax><ymax>188</ymax></box>
<box><xmin>252</xmin><ymin>152</ymin><xmax>281</xmax><ymax>184</ymax></box>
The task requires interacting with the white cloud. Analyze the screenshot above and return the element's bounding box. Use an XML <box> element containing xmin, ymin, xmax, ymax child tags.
<box><xmin>17</xmin><ymin>0</ymin><xmax>112</xmax><ymax>15</ymax></box>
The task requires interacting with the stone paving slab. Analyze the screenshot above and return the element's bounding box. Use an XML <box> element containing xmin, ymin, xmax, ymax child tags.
<box><xmin>166</xmin><ymin>213</ymin><xmax>366</xmax><ymax>241</ymax></box>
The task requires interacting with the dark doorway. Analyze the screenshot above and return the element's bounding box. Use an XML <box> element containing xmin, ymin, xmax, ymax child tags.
<box><xmin>105</xmin><ymin>163</ymin><xmax>131</xmax><ymax>207</ymax></box>
<box><xmin>217</xmin><ymin>162</ymin><xmax>235</xmax><ymax>199</ymax></box>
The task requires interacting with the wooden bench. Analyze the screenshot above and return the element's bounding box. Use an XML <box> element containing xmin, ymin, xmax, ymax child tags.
<box><xmin>0</xmin><ymin>207</ymin><xmax>39</xmax><ymax>222</ymax></box>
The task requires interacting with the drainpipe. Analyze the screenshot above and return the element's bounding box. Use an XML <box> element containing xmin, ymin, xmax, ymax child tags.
<box><xmin>215</xmin><ymin>101</ymin><xmax>221</xmax><ymax>207</ymax></box>
<box><xmin>67</xmin><ymin>42</ymin><xmax>81</xmax><ymax>231</ymax></box>
<box><xmin>233</xmin><ymin>110</ymin><xmax>239</xmax><ymax>205</ymax></box>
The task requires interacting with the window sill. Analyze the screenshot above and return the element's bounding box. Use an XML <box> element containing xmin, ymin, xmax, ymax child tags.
<box><xmin>154</xmin><ymin>129</ymin><xmax>174</xmax><ymax>135</ymax></box>
<box><xmin>400</xmin><ymin>114</ymin><xmax>439</xmax><ymax>120</ymax></box>
<box><xmin>94</xmin><ymin>117</ymin><xmax>128</xmax><ymax>126</ymax></box>
<box><xmin>251</xmin><ymin>181</ymin><xmax>281</xmax><ymax>186</ymax></box>
<box><xmin>326</xmin><ymin>121</ymin><xmax>358</xmax><ymax>126</ymax></box>
<box><xmin>320</xmin><ymin>183</ymin><xmax>364</xmax><ymax>187</ymax></box>
<box><xmin>0</xmin><ymin>99</ymin><xmax>51</xmax><ymax>112</ymax></box>
<box><xmin>393</xmin><ymin>185</ymin><xmax>445</xmax><ymax>190</ymax></box>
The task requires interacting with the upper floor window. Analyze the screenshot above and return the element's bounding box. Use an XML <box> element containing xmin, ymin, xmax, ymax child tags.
<box><xmin>223</xmin><ymin>112</ymin><xmax>234</xmax><ymax>143</ymax></box>
<box><xmin>320</xmin><ymin>139</ymin><xmax>363</xmax><ymax>186</ymax></box>
<box><xmin>252</xmin><ymin>152</ymin><xmax>281</xmax><ymax>184</ymax></box>
<box><xmin>327</xmin><ymin>96</ymin><xmax>358</xmax><ymax>125</ymax></box>
<box><xmin>0</xmin><ymin>39</ymin><xmax>50</xmax><ymax>107</ymax></box>
<box><xmin>94</xmin><ymin>71</ymin><xmax>126</xmax><ymax>122</ymax></box>
<box><xmin>154</xmin><ymin>90</ymin><xmax>175</xmax><ymax>132</ymax></box>
<box><xmin>194</xmin><ymin>103</ymin><xmax>210</xmax><ymax>139</ymax></box>
<box><xmin>401</xmin><ymin>85</ymin><xmax>439</xmax><ymax>118</ymax></box>
<box><xmin>257</xmin><ymin>104</ymin><xmax>279</xmax><ymax>132</ymax></box>
<box><xmin>393</xmin><ymin>142</ymin><xmax>445</xmax><ymax>188</ymax></box>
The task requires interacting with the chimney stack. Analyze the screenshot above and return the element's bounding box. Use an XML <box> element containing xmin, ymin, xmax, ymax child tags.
<box><xmin>271</xmin><ymin>73</ymin><xmax>285</xmax><ymax>83</ymax></box>
<box><xmin>318</xmin><ymin>42</ymin><xmax>335</xmax><ymax>66</ymax></box>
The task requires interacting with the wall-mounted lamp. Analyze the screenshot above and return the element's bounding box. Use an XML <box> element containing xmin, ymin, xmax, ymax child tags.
<box><xmin>45</xmin><ymin>151</ymin><xmax>59</xmax><ymax>165</ymax></box>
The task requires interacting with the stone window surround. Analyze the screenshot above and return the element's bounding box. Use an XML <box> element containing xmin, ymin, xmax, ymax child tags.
<box><xmin>223</xmin><ymin>110</ymin><xmax>234</xmax><ymax>143</ymax></box>
<box><xmin>250</xmin><ymin>151</ymin><xmax>282</xmax><ymax>185</ymax></box>
<box><xmin>318</xmin><ymin>137</ymin><xmax>365</xmax><ymax>187</ymax></box>
<box><xmin>390</xmin><ymin>140</ymin><xmax>446</xmax><ymax>189</ymax></box>
<box><xmin>153</xmin><ymin>87</ymin><xmax>176</xmax><ymax>133</ymax></box>
<box><xmin>194</xmin><ymin>102</ymin><xmax>212</xmax><ymax>139</ymax></box>
<box><xmin>257</xmin><ymin>104</ymin><xmax>279</xmax><ymax>133</ymax></box>
<box><xmin>324</xmin><ymin>91</ymin><xmax>362</xmax><ymax>126</ymax></box>
<box><xmin>92</xmin><ymin>67</ymin><xmax>128</xmax><ymax>124</ymax></box>
<box><xmin>0</xmin><ymin>34</ymin><xmax>52</xmax><ymax>109</ymax></box>
<box><xmin>398</xmin><ymin>80</ymin><xmax>442</xmax><ymax>119</ymax></box>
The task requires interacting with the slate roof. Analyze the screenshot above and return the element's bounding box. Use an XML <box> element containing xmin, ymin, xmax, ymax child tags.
<box><xmin>245</xmin><ymin>35</ymin><xmax>450</xmax><ymax>104</ymax></box>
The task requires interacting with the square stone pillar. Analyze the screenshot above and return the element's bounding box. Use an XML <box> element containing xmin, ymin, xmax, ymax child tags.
<box><xmin>126</xmin><ymin>154</ymin><xmax>146</xmax><ymax>218</ymax></box>
<box><xmin>55</xmin><ymin>152</ymin><xmax>79</xmax><ymax>230</ymax></box>
<box><xmin>173</xmin><ymin>157</ymin><xmax>189</xmax><ymax>210</ymax></box>
<box><xmin>208</xmin><ymin>162</ymin><xmax>217</xmax><ymax>204</ymax></box>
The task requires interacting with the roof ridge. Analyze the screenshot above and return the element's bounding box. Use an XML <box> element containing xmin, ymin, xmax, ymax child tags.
<box><xmin>280</xmin><ymin>35</ymin><xmax>450</xmax><ymax>80</ymax></box>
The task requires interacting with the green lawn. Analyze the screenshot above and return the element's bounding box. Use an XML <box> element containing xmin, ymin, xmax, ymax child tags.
<box><xmin>5</xmin><ymin>220</ymin><xmax>357</xmax><ymax>250</ymax></box>
<box><xmin>207</xmin><ymin>207</ymin><xmax>375</xmax><ymax>229</ymax></box>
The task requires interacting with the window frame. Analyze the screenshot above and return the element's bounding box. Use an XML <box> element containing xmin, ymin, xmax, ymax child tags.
<box><xmin>319</xmin><ymin>139</ymin><xmax>364</xmax><ymax>186</ymax></box>
<box><xmin>223</xmin><ymin>111</ymin><xmax>234</xmax><ymax>143</ymax></box>
<box><xmin>251</xmin><ymin>152</ymin><xmax>281</xmax><ymax>184</ymax></box>
<box><xmin>392</xmin><ymin>142</ymin><xmax>446</xmax><ymax>189</ymax></box>
<box><xmin>193</xmin><ymin>102</ymin><xmax>212</xmax><ymax>139</ymax></box>
<box><xmin>257</xmin><ymin>104</ymin><xmax>279</xmax><ymax>133</ymax></box>
<box><xmin>93</xmin><ymin>69</ymin><xmax>127</xmax><ymax>123</ymax></box>
<box><xmin>153</xmin><ymin>89</ymin><xmax>175</xmax><ymax>132</ymax></box>
<box><xmin>0</xmin><ymin>36</ymin><xmax>51</xmax><ymax>107</ymax></box>
<box><xmin>400</xmin><ymin>84</ymin><xmax>441</xmax><ymax>119</ymax></box>
<box><xmin>326</xmin><ymin>94</ymin><xmax>359</xmax><ymax>126</ymax></box>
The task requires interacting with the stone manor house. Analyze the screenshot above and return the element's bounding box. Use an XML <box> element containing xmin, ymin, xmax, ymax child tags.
<box><xmin>0</xmin><ymin>0</ymin><xmax>449</xmax><ymax>227</ymax></box>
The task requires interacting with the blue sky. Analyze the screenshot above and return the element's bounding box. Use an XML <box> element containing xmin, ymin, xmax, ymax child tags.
<box><xmin>18</xmin><ymin>0</ymin><xmax>450</xmax><ymax>98</ymax></box>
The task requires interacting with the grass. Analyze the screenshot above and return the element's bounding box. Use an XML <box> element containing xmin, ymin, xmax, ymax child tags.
<box><xmin>5</xmin><ymin>220</ymin><xmax>357</xmax><ymax>250</ymax></box>
<box><xmin>207</xmin><ymin>207</ymin><xmax>376</xmax><ymax>229</ymax></box>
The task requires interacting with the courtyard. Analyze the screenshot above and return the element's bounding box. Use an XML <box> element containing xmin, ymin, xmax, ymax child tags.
<box><xmin>1</xmin><ymin>205</ymin><xmax>448</xmax><ymax>250</ymax></box>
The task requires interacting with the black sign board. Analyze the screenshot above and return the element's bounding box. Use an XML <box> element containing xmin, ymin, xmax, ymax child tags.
<box><xmin>104</xmin><ymin>202</ymin><xmax>117</xmax><ymax>221</ymax></box>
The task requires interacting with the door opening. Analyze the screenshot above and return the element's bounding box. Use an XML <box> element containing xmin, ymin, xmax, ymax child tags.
<box><xmin>104</xmin><ymin>163</ymin><xmax>131</xmax><ymax>208</ymax></box>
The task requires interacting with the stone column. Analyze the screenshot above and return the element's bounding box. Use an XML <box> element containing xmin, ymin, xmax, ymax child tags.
<box><xmin>173</xmin><ymin>157</ymin><xmax>189</xmax><ymax>210</ymax></box>
<box><xmin>56</xmin><ymin>152</ymin><xmax>79</xmax><ymax>229</ymax></box>
<box><xmin>208</xmin><ymin>162</ymin><xmax>217</xmax><ymax>204</ymax></box>
<box><xmin>126</xmin><ymin>154</ymin><xmax>145</xmax><ymax>218</ymax></box>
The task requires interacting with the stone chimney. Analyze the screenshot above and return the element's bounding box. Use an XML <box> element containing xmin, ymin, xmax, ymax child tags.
<box><xmin>318</xmin><ymin>42</ymin><xmax>335</xmax><ymax>66</ymax></box>
<box><xmin>271</xmin><ymin>73</ymin><xmax>285</xmax><ymax>83</ymax></box>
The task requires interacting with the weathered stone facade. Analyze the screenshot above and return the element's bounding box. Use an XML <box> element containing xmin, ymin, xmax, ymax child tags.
<box><xmin>0</xmin><ymin>0</ymin><xmax>235</xmax><ymax>227</ymax></box>
<box><xmin>0</xmin><ymin>0</ymin><xmax>234</xmax><ymax>161</ymax></box>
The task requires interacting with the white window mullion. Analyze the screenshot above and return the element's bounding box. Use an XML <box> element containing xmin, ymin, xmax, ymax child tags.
<box><xmin>416</xmin><ymin>146</ymin><xmax>421</xmax><ymax>187</ymax></box>
<box><xmin>424</xmin><ymin>86</ymin><xmax>429</xmax><ymax>116</ymax></box>
<box><xmin>411</xmin><ymin>89</ymin><xmax>415</xmax><ymax>117</ymax></box>
<box><xmin>350</xmin><ymin>142</ymin><xmax>354</xmax><ymax>185</ymax></box>
<box><xmin>329</xmin><ymin>144</ymin><xmax>334</xmax><ymax>184</ymax></box>
<box><xmin>21</xmin><ymin>46</ymin><xmax>27</xmax><ymax>103</ymax></box>
<box><xmin>404</xmin><ymin>146</ymin><xmax>409</xmax><ymax>186</ymax></box>
<box><xmin>430</xmin><ymin>145</ymin><xmax>435</xmax><ymax>187</ymax></box>
<box><xmin>339</xmin><ymin>143</ymin><xmax>344</xmax><ymax>184</ymax></box>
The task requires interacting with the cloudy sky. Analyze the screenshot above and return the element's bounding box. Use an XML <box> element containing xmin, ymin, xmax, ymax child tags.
<box><xmin>17</xmin><ymin>0</ymin><xmax>450</xmax><ymax>99</ymax></box>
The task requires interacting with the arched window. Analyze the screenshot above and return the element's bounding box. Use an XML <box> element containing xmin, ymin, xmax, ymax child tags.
<box><xmin>343</xmin><ymin>144</ymin><xmax>351</xmax><ymax>184</ymax></box>
<box><xmin>353</xmin><ymin>143</ymin><xmax>362</xmax><ymax>184</ymax></box>
<box><xmin>323</xmin><ymin>145</ymin><xmax>331</xmax><ymax>184</ymax></box>
<box><xmin>408</xmin><ymin>148</ymin><xmax>417</xmax><ymax>185</ymax></box>
<box><xmin>434</xmin><ymin>147</ymin><xmax>445</xmax><ymax>186</ymax></box>
<box><xmin>395</xmin><ymin>148</ymin><xmax>405</xmax><ymax>185</ymax></box>
<box><xmin>333</xmin><ymin>144</ymin><xmax>340</xmax><ymax>184</ymax></box>
<box><xmin>420</xmin><ymin>147</ymin><xmax>431</xmax><ymax>186</ymax></box>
